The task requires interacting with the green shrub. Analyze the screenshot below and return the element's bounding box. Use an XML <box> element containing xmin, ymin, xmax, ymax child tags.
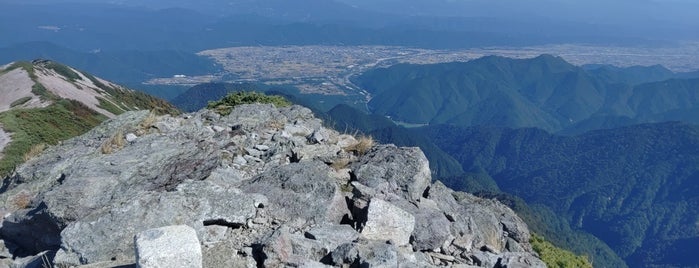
<box><xmin>31</xmin><ymin>83</ymin><xmax>54</xmax><ymax>101</ymax></box>
<box><xmin>96</xmin><ymin>97</ymin><xmax>127</xmax><ymax>116</ymax></box>
<box><xmin>9</xmin><ymin>97</ymin><xmax>32</xmax><ymax>108</ymax></box>
<box><xmin>207</xmin><ymin>91</ymin><xmax>291</xmax><ymax>115</ymax></box>
<box><xmin>531</xmin><ymin>233</ymin><xmax>593</xmax><ymax>268</ymax></box>
<box><xmin>0</xmin><ymin>100</ymin><xmax>106</xmax><ymax>177</ymax></box>
<box><xmin>44</xmin><ymin>61</ymin><xmax>81</xmax><ymax>82</ymax></box>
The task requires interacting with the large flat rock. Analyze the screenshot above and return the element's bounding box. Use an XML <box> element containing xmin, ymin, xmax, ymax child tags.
<box><xmin>135</xmin><ymin>225</ymin><xmax>202</xmax><ymax>268</ymax></box>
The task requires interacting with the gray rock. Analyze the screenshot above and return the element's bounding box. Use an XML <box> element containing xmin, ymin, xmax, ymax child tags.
<box><xmin>300</xmin><ymin>261</ymin><xmax>333</xmax><ymax>268</ymax></box>
<box><xmin>351</xmin><ymin>145</ymin><xmax>431</xmax><ymax>202</ymax></box>
<box><xmin>292</xmin><ymin>144</ymin><xmax>341</xmax><ymax>163</ymax></box>
<box><xmin>332</xmin><ymin>240</ymin><xmax>400</xmax><ymax>268</ymax></box>
<box><xmin>0</xmin><ymin>240</ymin><xmax>11</xmax><ymax>259</ymax></box>
<box><xmin>261</xmin><ymin>226</ymin><xmax>328</xmax><ymax>267</ymax></box>
<box><xmin>330</xmin><ymin>243</ymin><xmax>360</xmax><ymax>265</ymax></box>
<box><xmin>254</xmin><ymin>144</ymin><xmax>270</xmax><ymax>151</ymax></box>
<box><xmin>54</xmin><ymin>180</ymin><xmax>262</xmax><ymax>265</ymax></box>
<box><xmin>305</xmin><ymin>224</ymin><xmax>360</xmax><ymax>251</ymax></box>
<box><xmin>428</xmin><ymin>181</ymin><xmax>534</xmax><ymax>254</ymax></box>
<box><xmin>203</xmin><ymin>244</ymin><xmax>255</xmax><ymax>268</ymax></box>
<box><xmin>244</xmin><ymin>147</ymin><xmax>263</xmax><ymax>157</ymax></box>
<box><xmin>135</xmin><ymin>225</ymin><xmax>202</xmax><ymax>268</ymax></box>
<box><xmin>495</xmin><ymin>252</ymin><xmax>547</xmax><ymax>268</ymax></box>
<box><xmin>308</xmin><ymin>128</ymin><xmax>335</xmax><ymax>144</ymax></box>
<box><xmin>242</xmin><ymin>161</ymin><xmax>339</xmax><ymax>225</ymax></box>
<box><xmin>361</xmin><ymin>199</ymin><xmax>414</xmax><ymax>246</ymax></box>
<box><xmin>202</xmin><ymin>225</ymin><xmax>228</xmax><ymax>245</ymax></box>
<box><xmin>73</xmin><ymin>260</ymin><xmax>135</xmax><ymax>268</ymax></box>
<box><xmin>211</xmin><ymin>125</ymin><xmax>226</xmax><ymax>132</ymax></box>
<box><xmin>284</xmin><ymin>124</ymin><xmax>313</xmax><ymax>137</ymax></box>
<box><xmin>411</xmin><ymin>208</ymin><xmax>452</xmax><ymax>251</ymax></box>
<box><xmin>358</xmin><ymin>241</ymin><xmax>398</xmax><ymax>268</ymax></box>
<box><xmin>469</xmin><ymin>251</ymin><xmax>500</xmax><ymax>267</ymax></box>
<box><xmin>0</xmin><ymin>104</ymin><xmax>545</xmax><ymax>268</ymax></box>
<box><xmin>336</xmin><ymin>134</ymin><xmax>357</xmax><ymax>148</ymax></box>
<box><xmin>232</xmin><ymin>155</ymin><xmax>247</xmax><ymax>166</ymax></box>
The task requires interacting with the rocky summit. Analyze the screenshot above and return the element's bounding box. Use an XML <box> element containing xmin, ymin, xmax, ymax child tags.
<box><xmin>0</xmin><ymin>104</ymin><xmax>545</xmax><ymax>268</ymax></box>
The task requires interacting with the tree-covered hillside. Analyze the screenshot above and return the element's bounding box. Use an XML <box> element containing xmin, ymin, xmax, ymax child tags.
<box><xmin>419</xmin><ymin>122</ymin><xmax>699</xmax><ymax>267</ymax></box>
<box><xmin>354</xmin><ymin>55</ymin><xmax>699</xmax><ymax>134</ymax></box>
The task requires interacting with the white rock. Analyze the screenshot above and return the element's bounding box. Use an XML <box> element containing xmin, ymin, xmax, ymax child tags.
<box><xmin>361</xmin><ymin>199</ymin><xmax>415</xmax><ymax>246</ymax></box>
<box><xmin>135</xmin><ymin>225</ymin><xmax>202</xmax><ymax>268</ymax></box>
<box><xmin>336</xmin><ymin>134</ymin><xmax>357</xmax><ymax>148</ymax></box>
<box><xmin>212</xmin><ymin>125</ymin><xmax>226</xmax><ymax>132</ymax></box>
<box><xmin>280</xmin><ymin>131</ymin><xmax>292</xmax><ymax>139</ymax></box>
<box><xmin>284</xmin><ymin>125</ymin><xmax>312</xmax><ymax>137</ymax></box>
<box><xmin>125</xmin><ymin>133</ymin><xmax>138</xmax><ymax>142</ymax></box>
<box><xmin>254</xmin><ymin>144</ymin><xmax>270</xmax><ymax>151</ymax></box>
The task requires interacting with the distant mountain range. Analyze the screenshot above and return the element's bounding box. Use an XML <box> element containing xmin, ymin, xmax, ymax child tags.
<box><xmin>0</xmin><ymin>60</ymin><xmax>177</xmax><ymax>177</ymax></box>
<box><xmin>354</xmin><ymin>55</ymin><xmax>699</xmax><ymax>134</ymax></box>
<box><xmin>2</xmin><ymin>1</ymin><xmax>684</xmax><ymax>54</ymax></box>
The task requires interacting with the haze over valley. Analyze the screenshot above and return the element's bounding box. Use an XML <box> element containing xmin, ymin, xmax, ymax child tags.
<box><xmin>1</xmin><ymin>0</ymin><xmax>699</xmax><ymax>267</ymax></box>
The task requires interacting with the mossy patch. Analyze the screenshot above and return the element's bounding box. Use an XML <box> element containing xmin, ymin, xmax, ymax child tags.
<box><xmin>207</xmin><ymin>91</ymin><xmax>291</xmax><ymax>116</ymax></box>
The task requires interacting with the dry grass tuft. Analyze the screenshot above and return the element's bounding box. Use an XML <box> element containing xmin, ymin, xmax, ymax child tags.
<box><xmin>136</xmin><ymin>111</ymin><xmax>159</xmax><ymax>135</ymax></box>
<box><xmin>330</xmin><ymin>157</ymin><xmax>352</xmax><ymax>171</ymax></box>
<box><xmin>100</xmin><ymin>130</ymin><xmax>125</xmax><ymax>154</ymax></box>
<box><xmin>10</xmin><ymin>191</ymin><xmax>32</xmax><ymax>209</ymax></box>
<box><xmin>267</xmin><ymin>119</ymin><xmax>286</xmax><ymax>131</ymax></box>
<box><xmin>23</xmin><ymin>143</ymin><xmax>46</xmax><ymax>161</ymax></box>
<box><xmin>344</xmin><ymin>135</ymin><xmax>374</xmax><ymax>156</ymax></box>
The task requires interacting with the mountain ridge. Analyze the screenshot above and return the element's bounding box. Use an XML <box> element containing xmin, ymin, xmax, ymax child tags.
<box><xmin>355</xmin><ymin>54</ymin><xmax>699</xmax><ymax>134</ymax></box>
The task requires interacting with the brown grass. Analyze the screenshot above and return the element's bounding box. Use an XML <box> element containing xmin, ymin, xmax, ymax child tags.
<box><xmin>266</xmin><ymin>119</ymin><xmax>286</xmax><ymax>130</ymax></box>
<box><xmin>100</xmin><ymin>130</ymin><xmax>125</xmax><ymax>154</ymax></box>
<box><xmin>22</xmin><ymin>143</ymin><xmax>46</xmax><ymax>161</ymax></box>
<box><xmin>10</xmin><ymin>191</ymin><xmax>32</xmax><ymax>209</ymax></box>
<box><xmin>136</xmin><ymin>111</ymin><xmax>158</xmax><ymax>135</ymax></box>
<box><xmin>344</xmin><ymin>135</ymin><xmax>374</xmax><ymax>156</ymax></box>
<box><xmin>330</xmin><ymin>157</ymin><xmax>352</xmax><ymax>171</ymax></box>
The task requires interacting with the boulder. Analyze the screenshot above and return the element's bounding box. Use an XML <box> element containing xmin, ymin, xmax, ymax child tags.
<box><xmin>305</xmin><ymin>224</ymin><xmax>360</xmax><ymax>252</ymax></box>
<box><xmin>261</xmin><ymin>226</ymin><xmax>328</xmax><ymax>267</ymax></box>
<box><xmin>242</xmin><ymin>161</ymin><xmax>340</xmax><ymax>226</ymax></box>
<box><xmin>361</xmin><ymin>198</ymin><xmax>414</xmax><ymax>246</ymax></box>
<box><xmin>351</xmin><ymin>145</ymin><xmax>431</xmax><ymax>202</ymax></box>
<box><xmin>135</xmin><ymin>225</ymin><xmax>202</xmax><ymax>268</ymax></box>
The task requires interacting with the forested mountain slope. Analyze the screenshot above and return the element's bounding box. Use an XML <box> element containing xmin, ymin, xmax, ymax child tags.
<box><xmin>355</xmin><ymin>55</ymin><xmax>699</xmax><ymax>134</ymax></box>
<box><xmin>420</xmin><ymin>122</ymin><xmax>699</xmax><ymax>267</ymax></box>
